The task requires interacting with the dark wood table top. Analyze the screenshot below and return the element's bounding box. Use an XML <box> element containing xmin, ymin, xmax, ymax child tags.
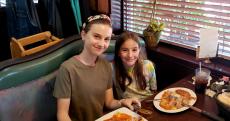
<box><xmin>140</xmin><ymin>75</ymin><xmax>219</xmax><ymax>121</ymax></box>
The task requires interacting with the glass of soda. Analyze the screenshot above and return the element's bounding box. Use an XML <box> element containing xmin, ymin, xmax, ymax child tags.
<box><xmin>194</xmin><ymin>68</ymin><xmax>210</xmax><ymax>93</ymax></box>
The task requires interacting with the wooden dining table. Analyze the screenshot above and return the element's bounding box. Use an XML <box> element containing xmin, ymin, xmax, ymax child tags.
<box><xmin>140</xmin><ymin>74</ymin><xmax>220</xmax><ymax>121</ymax></box>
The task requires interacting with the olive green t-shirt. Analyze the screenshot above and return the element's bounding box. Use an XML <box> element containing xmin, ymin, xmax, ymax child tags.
<box><xmin>53</xmin><ymin>56</ymin><xmax>112</xmax><ymax>121</ymax></box>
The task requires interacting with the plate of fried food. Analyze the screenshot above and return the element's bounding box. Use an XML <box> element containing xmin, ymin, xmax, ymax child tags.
<box><xmin>95</xmin><ymin>107</ymin><xmax>147</xmax><ymax>121</ymax></box>
<box><xmin>153</xmin><ymin>87</ymin><xmax>197</xmax><ymax>113</ymax></box>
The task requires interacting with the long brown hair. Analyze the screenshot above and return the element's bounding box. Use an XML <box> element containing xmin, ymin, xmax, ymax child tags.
<box><xmin>114</xmin><ymin>31</ymin><xmax>147</xmax><ymax>91</ymax></box>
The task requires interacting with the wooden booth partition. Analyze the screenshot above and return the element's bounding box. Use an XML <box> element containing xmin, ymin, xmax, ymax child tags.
<box><xmin>90</xmin><ymin>0</ymin><xmax>110</xmax><ymax>14</ymax></box>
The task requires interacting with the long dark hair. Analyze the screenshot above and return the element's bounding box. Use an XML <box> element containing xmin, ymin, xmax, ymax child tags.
<box><xmin>114</xmin><ymin>31</ymin><xmax>147</xmax><ymax>91</ymax></box>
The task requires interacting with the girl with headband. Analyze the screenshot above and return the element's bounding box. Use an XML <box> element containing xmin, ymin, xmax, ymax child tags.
<box><xmin>53</xmin><ymin>14</ymin><xmax>141</xmax><ymax>121</ymax></box>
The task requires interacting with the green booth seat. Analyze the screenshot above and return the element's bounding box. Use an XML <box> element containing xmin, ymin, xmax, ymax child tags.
<box><xmin>0</xmin><ymin>34</ymin><xmax>145</xmax><ymax>121</ymax></box>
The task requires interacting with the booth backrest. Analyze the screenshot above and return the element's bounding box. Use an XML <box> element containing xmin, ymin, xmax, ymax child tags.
<box><xmin>0</xmin><ymin>35</ymin><xmax>83</xmax><ymax>90</ymax></box>
<box><xmin>0</xmin><ymin>35</ymin><xmax>145</xmax><ymax>121</ymax></box>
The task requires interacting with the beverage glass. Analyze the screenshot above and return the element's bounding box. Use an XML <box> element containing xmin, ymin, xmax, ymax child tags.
<box><xmin>194</xmin><ymin>68</ymin><xmax>210</xmax><ymax>93</ymax></box>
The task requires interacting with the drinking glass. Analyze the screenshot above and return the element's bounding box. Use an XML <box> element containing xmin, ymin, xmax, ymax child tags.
<box><xmin>194</xmin><ymin>68</ymin><xmax>210</xmax><ymax>93</ymax></box>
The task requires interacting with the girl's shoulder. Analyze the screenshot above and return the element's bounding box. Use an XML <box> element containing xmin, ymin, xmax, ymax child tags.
<box><xmin>98</xmin><ymin>56</ymin><xmax>110</xmax><ymax>65</ymax></box>
<box><xmin>142</xmin><ymin>59</ymin><xmax>155</xmax><ymax>69</ymax></box>
<box><xmin>143</xmin><ymin>59</ymin><xmax>153</xmax><ymax>65</ymax></box>
<box><xmin>61</xmin><ymin>57</ymin><xmax>76</xmax><ymax>66</ymax></box>
<box><xmin>97</xmin><ymin>56</ymin><xmax>112</xmax><ymax>69</ymax></box>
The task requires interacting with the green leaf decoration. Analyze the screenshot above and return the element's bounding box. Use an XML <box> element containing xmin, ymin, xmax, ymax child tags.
<box><xmin>148</xmin><ymin>20</ymin><xmax>165</xmax><ymax>32</ymax></box>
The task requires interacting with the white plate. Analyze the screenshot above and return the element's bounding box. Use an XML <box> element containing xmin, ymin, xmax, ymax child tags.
<box><xmin>95</xmin><ymin>107</ymin><xmax>147</xmax><ymax>121</ymax></box>
<box><xmin>153</xmin><ymin>87</ymin><xmax>197</xmax><ymax>113</ymax></box>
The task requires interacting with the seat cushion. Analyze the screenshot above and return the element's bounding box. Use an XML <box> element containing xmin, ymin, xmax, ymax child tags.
<box><xmin>0</xmin><ymin>71</ymin><xmax>57</xmax><ymax>121</ymax></box>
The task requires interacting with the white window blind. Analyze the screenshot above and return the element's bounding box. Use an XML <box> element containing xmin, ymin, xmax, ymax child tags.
<box><xmin>122</xmin><ymin>0</ymin><xmax>230</xmax><ymax>60</ymax></box>
<box><xmin>111</xmin><ymin>0</ymin><xmax>122</xmax><ymax>31</ymax></box>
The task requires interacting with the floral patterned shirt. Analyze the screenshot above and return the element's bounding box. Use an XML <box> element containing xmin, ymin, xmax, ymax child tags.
<box><xmin>112</xmin><ymin>60</ymin><xmax>157</xmax><ymax>100</ymax></box>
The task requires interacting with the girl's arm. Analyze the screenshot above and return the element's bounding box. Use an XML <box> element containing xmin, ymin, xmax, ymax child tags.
<box><xmin>104</xmin><ymin>88</ymin><xmax>122</xmax><ymax>109</ymax></box>
<box><xmin>104</xmin><ymin>88</ymin><xmax>141</xmax><ymax>110</ymax></box>
<box><xmin>57</xmin><ymin>98</ymin><xmax>71</xmax><ymax>121</ymax></box>
<box><xmin>146</xmin><ymin>60</ymin><xmax>157</xmax><ymax>91</ymax></box>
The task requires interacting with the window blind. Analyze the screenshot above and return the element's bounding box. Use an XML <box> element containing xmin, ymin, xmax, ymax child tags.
<box><xmin>122</xmin><ymin>0</ymin><xmax>230</xmax><ymax>60</ymax></box>
<box><xmin>111</xmin><ymin>0</ymin><xmax>122</xmax><ymax>31</ymax></box>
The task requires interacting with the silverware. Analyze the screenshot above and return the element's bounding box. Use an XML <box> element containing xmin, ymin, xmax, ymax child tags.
<box><xmin>144</xmin><ymin>95</ymin><xmax>177</xmax><ymax>103</ymax></box>
<box><xmin>183</xmin><ymin>103</ymin><xmax>225</xmax><ymax>121</ymax></box>
<box><xmin>132</xmin><ymin>104</ymin><xmax>141</xmax><ymax>112</ymax></box>
<box><xmin>132</xmin><ymin>104</ymin><xmax>144</xmax><ymax>121</ymax></box>
<box><xmin>144</xmin><ymin>98</ymin><xmax>162</xmax><ymax>103</ymax></box>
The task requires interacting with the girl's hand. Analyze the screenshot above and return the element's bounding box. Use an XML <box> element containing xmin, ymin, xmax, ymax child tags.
<box><xmin>120</xmin><ymin>97</ymin><xmax>141</xmax><ymax>111</ymax></box>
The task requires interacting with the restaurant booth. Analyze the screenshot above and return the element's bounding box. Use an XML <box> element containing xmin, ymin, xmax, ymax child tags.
<box><xmin>0</xmin><ymin>0</ymin><xmax>230</xmax><ymax>121</ymax></box>
<box><xmin>0</xmin><ymin>34</ymin><xmax>229</xmax><ymax>121</ymax></box>
<box><xmin>0</xmin><ymin>35</ymin><xmax>147</xmax><ymax>121</ymax></box>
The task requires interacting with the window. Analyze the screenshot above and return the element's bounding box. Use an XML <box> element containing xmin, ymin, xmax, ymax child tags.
<box><xmin>0</xmin><ymin>0</ymin><xmax>6</xmax><ymax>7</ymax></box>
<box><xmin>113</xmin><ymin>0</ymin><xmax>230</xmax><ymax>60</ymax></box>
<box><xmin>111</xmin><ymin>0</ymin><xmax>122</xmax><ymax>32</ymax></box>
<box><xmin>0</xmin><ymin>0</ymin><xmax>38</xmax><ymax>7</ymax></box>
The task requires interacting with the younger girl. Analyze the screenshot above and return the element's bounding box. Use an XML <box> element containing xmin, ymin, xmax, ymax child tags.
<box><xmin>113</xmin><ymin>31</ymin><xmax>157</xmax><ymax>100</ymax></box>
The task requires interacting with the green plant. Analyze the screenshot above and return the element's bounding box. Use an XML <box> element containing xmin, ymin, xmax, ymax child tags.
<box><xmin>145</xmin><ymin>20</ymin><xmax>165</xmax><ymax>33</ymax></box>
<box><xmin>145</xmin><ymin>0</ymin><xmax>165</xmax><ymax>33</ymax></box>
<box><xmin>143</xmin><ymin>0</ymin><xmax>165</xmax><ymax>49</ymax></box>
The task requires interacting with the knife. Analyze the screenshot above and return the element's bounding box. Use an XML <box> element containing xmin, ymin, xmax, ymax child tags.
<box><xmin>183</xmin><ymin>103</ymin><xmax>225</xmax><ymax>121</ymax></box>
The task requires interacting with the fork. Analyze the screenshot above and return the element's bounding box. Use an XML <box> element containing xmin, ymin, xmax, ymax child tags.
<box><xmin>144</xmin><ymin>95</ymin><xmax>177</xmax><ymax>103</ymax></box>
<box><xmin>132</xmin><ymin>103</ymin><xmax>141</xmax><ymax>113</ymax></box>
<box><xmin>143</xmin><ymin>98</ymin><xmax>162</xmax><ymax>103</ymax></box>
<box><xmin>132</xmin><ymin>104</ymin><xmax>143</xmax><ymax>121</ymax></box>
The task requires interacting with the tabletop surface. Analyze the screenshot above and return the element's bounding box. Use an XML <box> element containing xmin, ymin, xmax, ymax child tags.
<box><xmin>139</xmin><ymin>75</ymin><xmax>219</xmax><ymax>121</ymax></box>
